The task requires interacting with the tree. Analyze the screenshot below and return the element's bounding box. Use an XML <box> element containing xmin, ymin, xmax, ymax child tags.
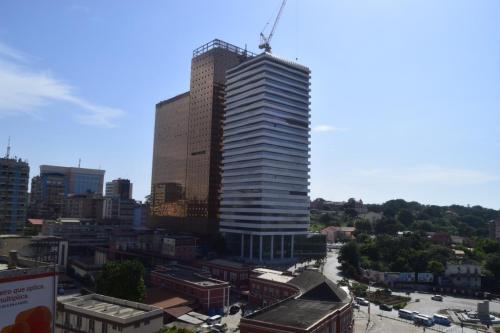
<box><xmin>427</xmin><ymin>260</ymin><xmax>445</xmax><ymax>276</ymax></box>
<box><xmin>319</xmin><ymin>213</ymin><xmax>331</xmax><ymax>224</ymax></box>
<box><xmin>397</xmin><ymin>209</ymin><xmax>414</xmax><ymax>227</ymax></box>
<box><xmin>96</xmin><ymin>260</ymin><xmax>146</xmax><ymax>302</ymax></box>
<box><xmin>339</xmin><ymin>241</ymin><xmax>360</xmax><ymax>277</ymax></box>
<box><xmin>354</xmin><ymin>219</ymin><xmax>372</xmax><ymax>235</ymax></box>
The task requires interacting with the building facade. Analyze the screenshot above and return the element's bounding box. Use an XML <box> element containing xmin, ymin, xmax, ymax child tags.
<box><xmin>489</xmin><ymin>218</ymin><xmax>500</xmax><ymax>241</ymax></box>
<box><xmin>106</xmin><ymin>178</ymin><xmax>132</xmax><ymax>199</ymax></box>
<box><xmin>220</xmin><ymin>53</ymin><xmax>311</xmax><ymax>262</ymax></box>
<box><xmin>150</xmin><ymin>39</ymin><xmax>254</xmax><ymax>235</ymax></box>
<box><xmin>56</xmin><ymin>294</ymin><xmax>163</xmax><ymax>333</ymax></box>
<box><xmin>241</xmin><ymin>271</ymin><xmax>354</xmax><ymax>333</ymax></box>
<box><xmin>0</xmin><ymin>157</ymin><xmax>29</xmax><ymax>233</ymax></box>
<box><xmin>30</xmin><ymin>165</ymin><xmax>105</xmax><ymax>219</ymax></box>
<box><xmin>150</xmin><ymin>264</ymin><xmax>230</xmax><ymax>315</ymax></box>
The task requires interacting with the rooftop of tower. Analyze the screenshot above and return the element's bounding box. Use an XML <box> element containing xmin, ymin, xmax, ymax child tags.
<box><xmin>192</xmin><ymin>39</ymin><xmax>257</xmax><ymax>58</ymax></box>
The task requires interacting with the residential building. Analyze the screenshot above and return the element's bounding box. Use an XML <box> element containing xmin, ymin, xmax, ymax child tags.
<box><xmin>150</xmin><ymin>39</ymin><xmax>254</xmax><ymax>235</ymax></box>
<box><xmin>102</xmin><ymin>196</ymin><xmax>135</xmax><ymax>225</ymax></box>
<box><xmin>0</xmin><ymin>156</ymin><xmax>29</xmax><ymax>233</ymax></box>
<box><xmin>489</xmin><ymin>218</ymin><xmax>500</xmax><ymax>241</ymax></box>
<box><xmin>220</xmin><ymin>52</ymin><xmax>311</xmax><ymax>262</ymax></box>
<box><xmin>30</xmin><ymin>165</ymin><xmax>105</xmax><ymax>219</ymax></box>
<box><xmin>41</xmin><ymin>218</ymin><xmax>114</xmax><ymax>254</ymax></box>
<box><xmin>56</xmin><ymin>294</ymin><xmax>163</xmax><ymax>333</ymax></box>
<box><xmin>63</xmin><ymin>192</ymin><xmax>104</xmax><ymax>220</ymax></box>
<box><xmin>0</xmin><ymin>234</ymin><xmax>68</xmax><ymax>267</ymax></box>
<box><xmin>150</xmin><ymin>264</ymin><xmax>230</xmax><ymax>315</ymax></box>
<box><xmin>161</xmin><ymin>236</ymin><xmax>198</xmax><ymax>260</ymax></box>
<box><xmin>443</xmin><ymin>260</ymin><xmax>482</xmax><ymax>291</ymax></box>
<box><xmin>321</xmin><ymin>226</ymin><xmax>356</xmax><ymax>243</ymax></box>
<box><xmin>105</xmin><ymin>178</ymin><xmax>132</xmax><ymax>199</ymax></box>
<box><xmin>240</xmin><ymin>271</ymin><xmax>354</xmax><ymax>333</ymax></box>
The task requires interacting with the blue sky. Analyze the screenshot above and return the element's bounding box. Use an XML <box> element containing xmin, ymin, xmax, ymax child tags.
<box><xmin>1</xmin><ymin>0</ymin><xmax>499</xmax><ymax>209</ymax></box>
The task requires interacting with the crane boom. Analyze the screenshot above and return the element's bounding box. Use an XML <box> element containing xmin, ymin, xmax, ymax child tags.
<box><xmin>259</xmin><ymin>0</ymin><xmax>287</xmax><ymax>53</ymax></box>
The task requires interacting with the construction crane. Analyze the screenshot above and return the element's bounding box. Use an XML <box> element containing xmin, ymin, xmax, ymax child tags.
<box><xmin>259</xmin><ymin>0</ymin><xmax>287</xmax><ymax>53</ymax></box>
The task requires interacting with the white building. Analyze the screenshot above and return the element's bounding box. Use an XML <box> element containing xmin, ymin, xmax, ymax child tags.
<box><xmin>220</xmin><ymin>53</ymin><xmax>311</xmax><ymax>262</ymax></box>
<box><xmin>56</xmin><ymin>294</ymin><xmax>163</xmax><ymax>333</ymax></box>
<box><xmin>444</xmin><ymin>261</ymin><xmax>482</xmax><ymax>290</ymax></box>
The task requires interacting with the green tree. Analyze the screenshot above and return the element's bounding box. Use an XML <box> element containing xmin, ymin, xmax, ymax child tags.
<box><xmin>339</xmin><ymin>241</ymin><xmax>360</xmax><ymax>277</ymax></box>
<box><xmin>397</xmin><ymin>209</ymin><xmax>414</xmax><ymax>227</ymax></box>
<box><xmin>319</xmin><ymin>213</ymin><xmax>331</xmax><ymax>224</ymax></box>
<box><xmin>96</xmin><ymin>260</ymin><xmax>146</xmax><ymax>302</ymax></box>
<box><xmin>354</xmin><ymin>219</ymin><xmax>372</xmax><ymax>235</ymax></box>
<box><xmin>427</xmin><ymin>260</ymin><xmax>445</xmax><ymax>276</ymax></box>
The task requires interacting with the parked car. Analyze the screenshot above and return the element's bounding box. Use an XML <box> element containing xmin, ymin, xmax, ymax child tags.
<box><xmin>355</xmin><ymin>297</ymin><xmax>369</xmax><ymax>306</ymax></box>
<box><xmin>379</xmin><ymin>304</ymin><xmax>393</xmax><ymax>311</ymax></box>
<box><xmin>431</xmin><ymin>295</ymin><xmax>443</xmax><ymax>301</ymax></box>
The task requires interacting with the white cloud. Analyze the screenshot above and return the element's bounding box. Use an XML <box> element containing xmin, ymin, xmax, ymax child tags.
<box><xmin>359</xmin><ymin>165</ymin><xmax>500</xmax><ymax>186</ymax></box>
<box><xmin>312</xmin><ymin>125</ymin><xmax>349</xmax><ymax>133</ymax></box>
<box><xmin>0</xmin><ymin>41</ymin><xmax>123</xmax><ymax>127</ymax></box>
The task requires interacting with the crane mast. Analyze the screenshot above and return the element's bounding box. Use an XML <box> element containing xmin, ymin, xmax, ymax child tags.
<box><xmin>259</xmin><ymin>0</ymin><xmax>287</xmax><ymax>53</ymax></box>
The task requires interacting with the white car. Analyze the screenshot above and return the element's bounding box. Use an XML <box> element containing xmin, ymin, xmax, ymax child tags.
<box><xmin>355</xmin><ymin>297</ymin><xmax>370</xmax><ymax>306</ymax></box>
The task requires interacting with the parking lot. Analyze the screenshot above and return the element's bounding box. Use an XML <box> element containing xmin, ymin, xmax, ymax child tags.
<box><xmin>324</xmin><ymin>250</ymin><xmax>496</xmax><ymax>332</ymax></box>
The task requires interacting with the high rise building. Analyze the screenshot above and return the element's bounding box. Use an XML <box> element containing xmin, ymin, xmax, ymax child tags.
<box><xmin>219</xmin><ymin>53</ymin><xmax>311</xmax><ymax>262</ymax></box>
<box><xmin>0</xmin><ymin>157</ymin><xmax>29</xmax><ymax>233</ymax></box>
<box><xmin>151</xmin><ymin>39</ymin><xmax>254</xmax><ymax>234</ymax></box>
<box><xmin>29</xmin><ymin>165</ymin><xmax>105</xmax><ymax>219</ymax></box>
<box><xmin>105</xmin><ymin>178</ymin><xmax>132</xmax><ymax>199</ymax></box>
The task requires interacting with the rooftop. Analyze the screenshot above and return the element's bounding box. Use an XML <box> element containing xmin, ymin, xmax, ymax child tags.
<box><xmin>243</xmin><ymin>271</ymin><xmax>351</xmax><ymax>329</ymax></box>
<box><xmin>206</xmin><ymin>259</ymin><xmax>249</xmax><ymax>270</ymax></box>
<box><xmin>192</xmin><ymin>39</ymin><xmax>256</xmax><ymax>58</ymax></box>
<box><xmin>152</xmin><ymin>265</ymin><xmax>227</xmax><ymax>287</ymax></box>
<box><xmin>246</xmin><ymin>299</ymin><xmax>345</xmax><ymax>329</ymax></box>
<box><xmin>59</xmin><ymin>294</ymin><xmax>162</xmax><ymax>323</ymax></box>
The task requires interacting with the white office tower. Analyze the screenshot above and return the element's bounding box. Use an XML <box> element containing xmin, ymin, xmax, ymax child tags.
<box><xmin>220</xmin><ymin>53</ymin><xmax>311</xmax><ymax>262</ymax></box>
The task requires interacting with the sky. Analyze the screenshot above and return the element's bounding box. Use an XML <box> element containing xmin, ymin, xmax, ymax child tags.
<box><xmin>0</xmin><ymin>0</ymin><xmax>499</xmax><ymax>209</ymax></box>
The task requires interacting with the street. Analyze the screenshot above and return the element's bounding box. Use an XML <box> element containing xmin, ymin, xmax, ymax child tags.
<box><xmin>323</xmin><ymin>250</ymin><xmax>495</xmax><ymax>333</ymax></box>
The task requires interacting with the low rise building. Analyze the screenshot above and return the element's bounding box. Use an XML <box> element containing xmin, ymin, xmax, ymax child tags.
<box><xmin>249</xmin><ymin>268</ymin><xmax>297</xmax><ymax>307</ymax></box>
<box><xmin>150</xmin><ymin>265</ymin><xmax>230</xmax><ymax>315</ymax></box>
<box><xmin>321</xmin><ymin>226</ymin><xmax>355</xmax><ymax>243</ymax></box>
<box><xmin>241</xmin><ymin>271</ymin><xmax>354</xmax><ymax>333</ymax></box>
<box><xmin>443</xmin><ymin>260</ymin><xmax>482</xmax><ymax>291</ymax></box>
<box><xmin>199</xmin><ymin>259</ymin><xmax>251</xmax><ymax>288</ymax></box>
<box><xmin>56</xmin><ymin>294</ymin><xmax>163</xmax><ymax>333</ymax></box>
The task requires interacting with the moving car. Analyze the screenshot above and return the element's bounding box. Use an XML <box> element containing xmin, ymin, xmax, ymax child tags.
<box><xmin>431</xmin><ymin>295</ymin><xmax>443</xmax><ymax>301</ymax></box>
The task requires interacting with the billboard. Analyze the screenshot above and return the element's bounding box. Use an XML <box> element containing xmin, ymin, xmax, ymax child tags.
<box><xmin>0</xmin><ymin>271</ymin><xmax>57</xmax><ymax>333</ymax></box>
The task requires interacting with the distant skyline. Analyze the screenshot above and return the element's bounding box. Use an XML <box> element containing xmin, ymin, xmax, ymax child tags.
<box><xmin>0</xmin><ymin>1</ymin><xmax>499</xmax><ymax>209</ymax></box>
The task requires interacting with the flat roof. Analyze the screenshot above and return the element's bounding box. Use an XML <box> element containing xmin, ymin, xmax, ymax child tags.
<box><xmin>206</xmin><ymin>259</ymin><xmax>248</xmax><ymax>269</ymax></box>
<box><xmin>152</xmin><ymin>266</ymin><xmax>227</xmax><ymax>287</ymax></box>
<box><xmin>256</xmin><ymin>272</ymin><xmax>294</xmax><ymax>284</ymax></box>
<box><xmin>247</xmin><ymin>299</ymin><xmax>344</xmax><ymax>329</ymax></box>
<box><xmin>59</xmin><ymin>294</ymin><xmax>162</xmax><ymax>323</ymax></box>
<box><xmin>144</xmin><ymin>287</ymin><xmax>194</xmax><ymax>309</ymax></box>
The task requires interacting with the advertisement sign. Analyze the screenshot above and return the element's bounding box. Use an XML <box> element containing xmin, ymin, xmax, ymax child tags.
<box><xmin>399</xmin><ymin>272</ymin><xmax>416</xmax><ymax>282</ymax></box>
<box><xmin>417</xmin><ymin>272</ymin><xmax>434</xmax><ymax>283</ymax></box>
<box><xmin>0</xmin><ymin>272</ymin><xmax>57</xmax><ymax>333</ymax></box>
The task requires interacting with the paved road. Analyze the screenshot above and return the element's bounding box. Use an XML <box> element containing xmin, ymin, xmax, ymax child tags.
<box><xmin>324</xmin><ymin>250</ymin><xmax>493</xmax><ymax>332</ymax></box>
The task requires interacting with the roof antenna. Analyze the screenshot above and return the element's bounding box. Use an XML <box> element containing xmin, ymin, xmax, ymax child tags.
<box><xmin>5</xmin><ymin>136</ymin><xmax>11</xmax><ymax>158</ymax></box>
<box><xmin>78</xmin><ymin>158</ymin><xmax>81</xmax><ymax>168</ymax></box>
